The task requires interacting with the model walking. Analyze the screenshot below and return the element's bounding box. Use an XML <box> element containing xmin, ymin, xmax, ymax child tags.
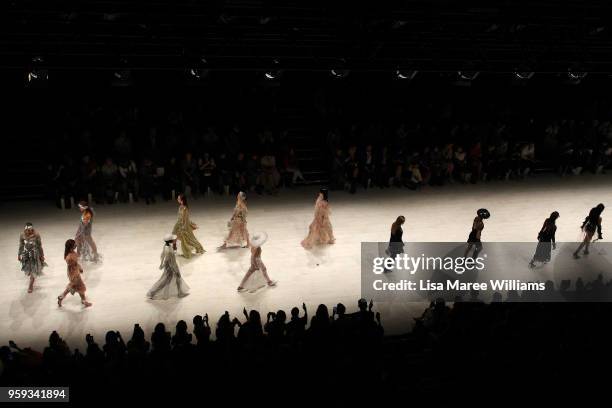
<box><xmin>75</xmin><ymin>201</ymin><xmax>100</xmax><ymax>262</ymax></box>
<box><xmin>529</xmin><ymin>211</ymin><xmax>559</xmax><ymax>267</ymax></box>
<box><xmin>218</xmin><ymin>191</ymin><xmax>250</xmax><ymax>249</ymax></box>
<box><xmin>464</xmin><ymin>208</ymin><xmax>490</xmax><ymax>258</ymax></box>
<box><xmin>147</xmin><ymin>234</ymin><xmax>190</xmax><ymax>300</ymax></box>
<box><xmin>58</xmin><ymin>239</ymin><xmax>92</xmax><ymax>308</ymax></box>
<box><xmin>573</xmin><ymin>203</ymin><xmax>604</xmax><ymax>258</ymax></box>
<box><xmin>172</xmin><ymin>193</ymin><xmax>205</xmax><ymax>258</ymax></box>
<box><xmin>237</xmin><ymin>232</ymin><xmax>277</xmax><ymax>293</ymax></box>
<box><xmin>18</xmin><ymin>222</ymin><xmax>46</xmax><ymax>293</ymax></box>
<box><xmin>384</xmin><ymin>216</ymin><xmax>405</xmax><ymax>272</ymax></box>
<box><xmin>301</xmin><ymin>188</ymin><xmax>335</xmax><ymax>249</ymax></box>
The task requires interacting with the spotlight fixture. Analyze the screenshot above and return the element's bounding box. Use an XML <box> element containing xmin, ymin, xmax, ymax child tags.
<box><xmin>187</xmin><ymin>57</ymin><xmax>210</xmax><ymax>80</ymax></box>
<box><xmin>395</xmin><ymin>69</ymin><xmax>418</xmax><ymax>80</ymax></box>
<box><xmin>26</xmin><ymin>56</ymin><xmax>48</xmax><ymax>86</ymax></box>
<box><xmin>514</xmin><ymin>71</ymin><xmax>534</xmax><ymax>80</ymax></box>
<box><xmin>458</xmin><ymin>71</ymin><xmax>480</xmax><ymax>81</ymax></box>
<box><xmin>331</xmin><ymin>59</ymin><xmax>350</xmax><ymax>78</ymax></box>
<box><xmin>567</xmin><ymin>69</ymin><xmax>587</xmax><ymax>81</ymax></box>
<box><xmin>264</xmin><ymin>59</ymin><xmax>282</xmax><ymax>80</ymax></box>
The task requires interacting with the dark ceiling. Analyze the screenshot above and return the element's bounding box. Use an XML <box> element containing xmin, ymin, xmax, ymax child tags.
<box><xmin>2</xmin><ymin>0</ymin><xmax>612</xmax><ymax>84</ymax></box>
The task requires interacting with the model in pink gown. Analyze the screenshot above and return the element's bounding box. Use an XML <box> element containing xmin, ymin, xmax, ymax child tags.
<box><xmin>301</xmin><ymin>188</ymin><xmax>335</xmax><ymax>249</ymax></box>
<box><xmin>219</xmin><ymin>192</ymin><xmax>250</xmax><ymax>249</ymax></box>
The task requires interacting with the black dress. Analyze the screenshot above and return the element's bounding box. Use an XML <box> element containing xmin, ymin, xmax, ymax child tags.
<box><xmin>387</xmin><ymin>227</ymin><xmax>404</xmax><ymax>257</ymax></box>
<box><xmin>533</xmin><ymin>219</ymin><xmax>557</xmax><ymax>263</ymax></box>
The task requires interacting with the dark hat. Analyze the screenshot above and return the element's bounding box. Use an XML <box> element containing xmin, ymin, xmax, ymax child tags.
<box><xmin>477</xmin><ymin>208</ymin><xmax>490</xmax><ymax>219</ymax></box>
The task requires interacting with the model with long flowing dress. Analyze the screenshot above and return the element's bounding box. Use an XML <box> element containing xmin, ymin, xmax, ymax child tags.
<box><xmin>75</xmin><ymin>203</ymin><xmax>100</xmax><ymax>262</ymax></box>
<box><xmin>172</xmin><ymin>203</ymin><xmax>205</xmax><ymax>258</ymax></box>
<box><xmin>220</xmin><ymin>192</ymin><xmax>250</xmax><ymax>249</ymax></box>
<box><xmin>301</xmin><ymin>190</ymin><xmax>335</xmax><ymax>249</ymax></box>
<box><xmin>530</xmin><ymin>212</ymin><xmax>559</xmax><ymax>267</ymax></box>
<box><xmin>148</xmin><ymin>237</ymin><xmax>190</xmax><ymax>299</ymax></box>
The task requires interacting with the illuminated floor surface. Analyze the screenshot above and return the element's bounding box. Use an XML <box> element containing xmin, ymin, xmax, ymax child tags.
<box><xmin>1</xmin><ymin>174</ymin><xmax>611</xmax><ymax>349</ymax></box>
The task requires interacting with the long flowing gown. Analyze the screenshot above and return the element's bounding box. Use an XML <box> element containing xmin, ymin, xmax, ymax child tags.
<box><xmin>533</xmin><ymin>219</ymin><xmax>557</xmax><ymax>263</ymax></box>
<box><xmin>301</xmin><ymin>196</ymin><xmax>335</xmax><ymax>249</ymax></box>
<box><xmin>224</xmin><ymin>203</ymin><xmax>249</xmax><ymax>247</ymax></box>
<box><xmin>147</xmin><ymin>246</ymin><xmax>190</xmax><ymax>299</ymax></box>
<box><xmin>65</xmin><ymin>252</ymin><xmax>86</xmax><ymax>295</ymax></box>
<box><xmin>75</xmin><ymin>210</ymin><xmax>99</xmax><ymax>262</ymax></box>
<box><xmin>172</xmin><ymin>205</ymin><xmax>204</xmax><ymax>258</ymax></box>
<box><xmin>19</xmin><ymin>231</ymin><xmax>46</xmax><ymax>277</ymax></box>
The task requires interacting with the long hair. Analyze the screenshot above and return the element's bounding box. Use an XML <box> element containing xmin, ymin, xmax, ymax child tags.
<box><xmin>585</xmin><ymin>204</ymin><xmax>604</xmax><ymax>225</ymax></box>
<box><xmin>178</xmin><ymin>193</ymin><xmax>188</xmax><ymax>208</ymax></box>
<box><xmin>64</xmin><ymin>239</ymin><xmax>76</xmax><ymax>258</ymax></box>
<box><xmin>391</xmin><ymin>216</ymin><xmax>405</xmax><ymax>234</ymax></box>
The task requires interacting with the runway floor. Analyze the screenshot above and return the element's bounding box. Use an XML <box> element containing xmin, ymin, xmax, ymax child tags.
<box><xmin>1</xmin><ymin>174</ymin><xmax>611</xmax><ymax>349</ymax></box>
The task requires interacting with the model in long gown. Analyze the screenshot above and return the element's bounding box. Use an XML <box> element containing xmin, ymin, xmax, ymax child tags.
<box><xmin>18</xmin><ymin>222</ymin><xmax>46</xmax><ymax>293</ymax></box>
<box><xmin>384</xmin><ymin>216</ymin><xmax>405</xmax><ymax>272</ymax></box>
<box><xmin>148</xmin><ymin>236</ymin><xmax>190</xmax><ymax>300</ymax></box>
<box><xmin>530</xmin><ymin>211</ymin><xmax>559</xmax><ymax>267</ymax></box>
<box><xmin>219</xmin><ymin>192</ymin><xmax>250</xmax><ymax>249</ymax></box>
<box><xmin>172</xmin><ymin>194</ymin><xmax>205</xmax><ymax>258</ymax></box>
<box><xmin>58</xmin><ymin>239</ymin><xmax>92</xmax><ymax>308</ymax></box>
<box><xmin>75</xmin><ymin>201</ymin><xmax>100</xmax><ymax>262</ymax></box>
<box><xmin>301</xmin><ymin>189</ymin><xmax>335</xmax><ymax>249</ymax></box>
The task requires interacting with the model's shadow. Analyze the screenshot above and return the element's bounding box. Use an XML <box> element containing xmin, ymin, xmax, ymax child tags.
<box><xmin>8</xmin><ymin>289</ymin><xmax>51</xmax><ymax>332</ymax></box>
<box><xmin>303</xmin><ymin>244</ymin><xmax>333</xmax><ymax>267</ymax></box>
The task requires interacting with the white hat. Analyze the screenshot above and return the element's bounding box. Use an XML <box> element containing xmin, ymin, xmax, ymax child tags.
<box><xmin>250</xmin><ymin>232</ymin><xmax>268</xmax><ymax>248</ymax></box>
<box><xmin>163</xmin><ymin>234</ymin><xmax>177</xmax><ymax>242</ymax></box>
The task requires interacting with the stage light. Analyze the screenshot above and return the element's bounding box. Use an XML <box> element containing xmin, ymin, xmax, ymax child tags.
<box><xmin>514</xmin><ymin>71</ymin><xmax>534</xmax><ymax>80</ymax></box>
<box><xmin>26</xmin><ymin>56</ymin><xmax>48</xmax><ymax>86</ymax></box>
<box><xmin>396</xmin><ymin>69</ymin><xmax>418</xmax><ymax>80</ymax></box>
<box><xmin>187</xmin><ymin>57</ymin><xmax>210</xmax><ymax>80</ymax></box>
<box><xmin>568</xmin><ymin>70</ymin><xmax>587</xmax><ymax>81</ymax></box>
<box><xmin>264</xmin><ymin>59</ymin><xmax>282</xmax><ymax>80</ymax></box>
<box><xmin>458</xmin><ymin>71</ymin><xmax>480</xmax><ymax>81</ymax></box>
<box><xmin>330</xmin><ymin>58</ymin><xmax>350</xmax><ymax>79</ymax></box>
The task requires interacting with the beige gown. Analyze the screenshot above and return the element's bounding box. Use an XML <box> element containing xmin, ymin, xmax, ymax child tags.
<box><xmin>301</xmin><ymin>196</ymin><xmax>335</xmax><ymax>248</ymax></box>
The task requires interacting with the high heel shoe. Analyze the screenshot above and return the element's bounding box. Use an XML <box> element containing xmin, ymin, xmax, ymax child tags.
<box><xmin>57</xmin><ymin>296</ymin><xmax>63</xmax><ymax>307</ymax></box>
<box><xmin>82</xmin><ymin>300</ymin><xmax>92</xmax><ymax>308</ymax></box>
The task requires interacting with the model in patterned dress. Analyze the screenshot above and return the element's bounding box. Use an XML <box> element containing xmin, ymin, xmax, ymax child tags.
<box><xmin>18</xmin><ymin>222</ymin><xmax>46</xmax><ymax>293</ymax></box>
<box><xmin>75</xmin><ymin>201</ymin><xmax>100</xmax><ymax>262</ymax></box>
<box><xmin>147</xmin><ymin>234</ymin><xmax>190</xmax><ymax>300</ymax></box>
<box><xmin>172</xmin><ymin>193</ymin><xmax>205</xmax><ymax>258</ymax></box>
<box><xmin>301</xmin><ymin>188</ymin><xmax>335</xmax><ymax>249</ymax></box>
<box><xmin>58</xmin><ymin>239</ymin><xmax>92</xmax><ymax>308</ymax></box>
<box><xmin>218</xmin><ymin>191</ymin><xmax>250</xmax><ymax>249</ymax></box>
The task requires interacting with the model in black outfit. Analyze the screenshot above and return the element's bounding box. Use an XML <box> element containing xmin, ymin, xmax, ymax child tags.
<box><xmin>574</xmin><ymin>204</ymin><xmax>604</xmax><ymax>258</ymax></box>
<box><xmin>529</xmin><ymin>211</ymin><xmax>559</xmax><ymax>268</ymax></box>
<box><xmin>384</xmin><ymin>216</ymin><xmax>405</xmax><ymax>272</ymax></box>
<box><xmin>464</xmin><ymin>208</ymin><xmax>490</xmax><ymax>258</ymax></box>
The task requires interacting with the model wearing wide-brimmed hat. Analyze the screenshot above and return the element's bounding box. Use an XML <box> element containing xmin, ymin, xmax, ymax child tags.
<box><xmin>237</xmin><ymin>232</ymin><xmax>276</xmax><ymax>293</ymax></box>
<box><xmin>147</xmin><ymin>233</ymin><xmax>190</xmax><ymax>300</ymax></box>
<box><xmin>464</xmin><ymin>208</ymin><xmax>490</xmax><ymax>258</ymax></box>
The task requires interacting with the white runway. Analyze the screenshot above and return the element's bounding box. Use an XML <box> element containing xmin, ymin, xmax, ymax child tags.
<box><xmin>1</xmin><ymin>174</ymin><xmax>611</xmax><ymax>349</ymax></box>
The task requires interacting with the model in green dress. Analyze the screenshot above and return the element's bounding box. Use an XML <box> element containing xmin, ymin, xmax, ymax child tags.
<box><xmin>172</xmin><ymin>194</ymin><xmax>205</xmax><ymax>258</ymax></box>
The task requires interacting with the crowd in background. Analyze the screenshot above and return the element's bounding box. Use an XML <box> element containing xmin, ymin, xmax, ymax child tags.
<box><xmin>44</xmin><ymin>103</ymin><xmax>612</xmax><ymax>206</ymax></box>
